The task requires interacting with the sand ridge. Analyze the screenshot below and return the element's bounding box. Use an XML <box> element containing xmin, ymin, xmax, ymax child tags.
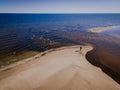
<box><xmin>0</xmin><ymin>45</ymin><xmax>120</xmax><ymax>90</ymax></box>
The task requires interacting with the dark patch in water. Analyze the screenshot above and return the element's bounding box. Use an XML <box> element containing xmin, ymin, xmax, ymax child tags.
<box><xmin>86</xmin><ymin>47</ymin><xmax>120</xmax><ymax>84</ymax></box>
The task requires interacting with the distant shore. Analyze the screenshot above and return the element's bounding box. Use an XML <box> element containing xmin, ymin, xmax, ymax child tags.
<box><xmin>89</xmin><ymin>26</ymin><xmax>120</xmax><ymax>33</ymax></box>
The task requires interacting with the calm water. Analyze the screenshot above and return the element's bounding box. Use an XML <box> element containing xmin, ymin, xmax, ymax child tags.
<box><xmin>0</xmin><ymin>14</ymin><xmax>120</xmax><ymax>27</ymax></box>
<box><xmin>0</xmin><ymin>14</ymin><xmax>120</xmax><ymax>58</ymax></box>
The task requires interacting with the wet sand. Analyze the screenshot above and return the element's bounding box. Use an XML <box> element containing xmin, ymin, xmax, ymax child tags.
<box><xmin>0</xmin><ymin>45</ymin><xmax>120</xmax><ymax>90</ymax></box>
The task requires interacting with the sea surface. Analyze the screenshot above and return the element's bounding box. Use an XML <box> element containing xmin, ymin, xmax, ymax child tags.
<box><xmin>0</xmin><ymin>14</ymin><xmax>120</xmax><ymax>51</ymax></box>
<box><xmin>1</xmin><ymin>14</ymin><xmax>120</xmax><ymax>26</ymax></box>
<box><xmin>0</xmin><ymin>14</ymin><xmax>120</xmax><ymax>54</ymax></box>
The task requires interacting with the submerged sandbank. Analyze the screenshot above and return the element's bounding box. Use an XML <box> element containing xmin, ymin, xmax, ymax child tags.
<box><xmin>89</xmin><ymin>26</ymin><xmax>120</xmax><ymax>33</ymax></box>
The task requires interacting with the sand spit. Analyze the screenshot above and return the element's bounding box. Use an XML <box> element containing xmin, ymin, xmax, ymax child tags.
<box><xmin>89</xmin><ymin>26</ymin><xmax>120</xmax><ymax>33</ymax></box>
<box><xmin>0</xmin><ymin>45</ymin><xmax>120</xmax><ymax>90</ymax></box>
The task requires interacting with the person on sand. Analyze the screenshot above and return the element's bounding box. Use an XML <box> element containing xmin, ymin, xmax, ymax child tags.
<box><xmin>80</xmin><ymin>46</ymin><xmax>82</xmax><ymax>51</ymax></box>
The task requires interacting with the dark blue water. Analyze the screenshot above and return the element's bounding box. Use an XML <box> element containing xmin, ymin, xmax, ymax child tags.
<box><xmin>0</xmin><ymin>14</ymin><xmax>120</xmax><ymax>27</ymax></box>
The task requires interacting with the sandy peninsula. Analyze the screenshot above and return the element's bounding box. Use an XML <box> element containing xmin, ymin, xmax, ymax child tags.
<box><xmin>0</xmin><ymin>45</ymin><xmax>120</xmax><ymax>90</ymax></box>
<box><xmin>89</xmin><ymin>26</ymin><xmax>119</xmax><ymax>33</ymax></box>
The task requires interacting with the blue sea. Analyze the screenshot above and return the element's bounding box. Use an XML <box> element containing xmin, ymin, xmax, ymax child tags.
<box><xmin>0</xmin><ymin>14</ymin><xmax>120</xmax><ymax>27</ymax></box>
<box><xmin>0</xmin><ymin>14</ymin><xmax>120</xmax><ymax>56</ymax></box>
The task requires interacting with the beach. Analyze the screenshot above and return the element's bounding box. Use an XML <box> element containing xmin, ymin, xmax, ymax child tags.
<box><xmin>0</xmin><ymin>45</ymin><xmax>119</xmax><ymax>90</ymax></box>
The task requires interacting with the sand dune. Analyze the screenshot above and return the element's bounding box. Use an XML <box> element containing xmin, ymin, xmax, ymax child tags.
<box><xmin>0</xmin><ymin>45</ymin><xmax>120</xmax><ymax>90</ymax></box>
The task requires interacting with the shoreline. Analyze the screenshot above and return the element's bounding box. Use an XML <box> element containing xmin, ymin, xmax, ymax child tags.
<box><xmin>0</xmin><ymin>45</ymin><xmax>82</xmax><ymax>72</ymax></box>
<box><xmin>0</xmin><ymin>45</ymin><xmax>120</xmax><ymax>90</ymax></box>
<box><xmin>86</xmin><ymin>44</ymin><xmax>120</xmax><ymax>84</ymax></box>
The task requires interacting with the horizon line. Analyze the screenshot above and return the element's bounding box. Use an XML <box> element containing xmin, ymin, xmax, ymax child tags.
<box><xmin>0</xmin><ymin>12</ymin><xmax>120</xmax><ymax>14</ymax></box>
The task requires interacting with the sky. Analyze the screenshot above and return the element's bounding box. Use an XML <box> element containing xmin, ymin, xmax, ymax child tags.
<box><xmin>0</xmin><ymin>0</ymin><xmax>120</xmax><ymax>13</ymax></box>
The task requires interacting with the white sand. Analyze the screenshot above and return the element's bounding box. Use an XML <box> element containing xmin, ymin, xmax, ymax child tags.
<box><xmin>0</xmin><ymin>45</ymin><xmax>120</xmax><ymax>90</ymax></box>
